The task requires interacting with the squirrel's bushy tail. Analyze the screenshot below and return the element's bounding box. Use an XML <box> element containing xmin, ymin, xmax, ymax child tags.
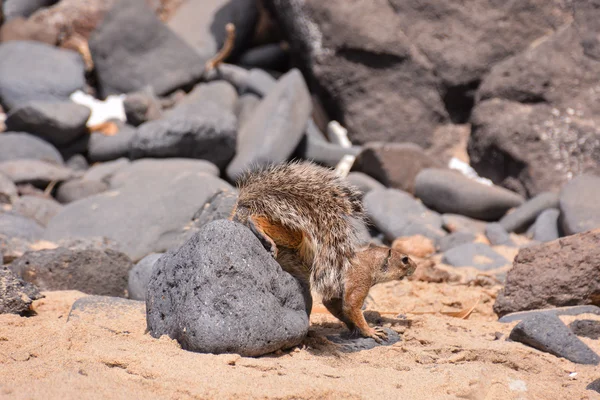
<box><xmin>235</xmin><ymin>161</ymin><xmax>365</xmax><ymax>300</ymax></box>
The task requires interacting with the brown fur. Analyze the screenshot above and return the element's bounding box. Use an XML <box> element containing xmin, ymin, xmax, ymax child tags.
<box><xmin>230</xmin><ymin>161</ymin><xmax>416</xmax><ymax>341</ymax></box>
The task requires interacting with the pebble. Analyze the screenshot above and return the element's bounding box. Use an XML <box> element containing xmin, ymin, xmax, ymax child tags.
<box><xmin>345</xmin><ymin>172</ymin><xmax>386</xmax><ymax>197</ymax></box>
<box><xmin>415</xmin><ymin>168</ymin><xmax>524</xmax><ymax>220</ymax></box>
<box><xmin>485</xmin><ymin>223</ymin><xmax>514</xmax><ymax>246</ymax></box>
<box><xmin>87</xmin><ymin>124</ymin><xmax>137</xmax><ymax>163</ymax></box>
<box><xmin>0</xmin><ymin>172</ymin><xmax>18</xmax><ymax>203</ymax></box>
<box><xmin>56</xmin><ymin>179</ymin><xmax>110</xmax><ymax>204</ymax></box>
<box><xmin>0</xmin><ymin>159</ymin><xmax>77</xmax><ymax>188</ymax></box>
<box><xmin>127</xmin><ymin>253</ymin><xmax>163</xmax><ymax>301</ymax></box>
<box><xmin>326</xmin><ymin>327</ymin><xmax>400</xmax><ymax>353</ymax></box>
<box><xmin>437</xmin><ymin>231</ymin><xmax>477</xmax><ymax>252</ymax></box>
<box><xmin>559</xmin><ymin>174</ymin><xmax>600</xmax><ymax>235</ymax></box>
<box><xmin>441</xmin><ymin>214</ymin><xmax>487</xmax><ymax>234</ymax></box>
<box><xmin>0</xmin><ymin>212</ymin><xmax>44</xmax><ymax>241</ymax></box>
<box><xmin>12</xmin><ymin>195</ymin><xmax>62</xmax><ymax>226</ymax></box>
<box><xmin>499</xmin><ymin>191</ymin><xmax>559</xmax><ymax>233</ymax></box>
<box><xmin>568</xmin><ymin>320</ymin><xmax>600</xmax><ymax>340</ymax></box>
<box><xmin>146</xmin><ymin>220</ymin><xmax>310</xmax><ymax>357</ymax></box>
<box><xmin>509</xmin><ymin>313</ymin><xmax>600</xmax><ymax>365</ymax></box>
<box><xmin>442</xmin><ymin>242</ymin><xmax>508</xmax><ymax>270</ymax></box>
<box><xmin>123</xmin><ymin>87</ymin><xmax>162</xmax><ymax>126</ymax></box>
<box><xmin>0</xmin><ymin>132</ymin><xmax>63</xmax><ymax>164</ymax></box>
<box><xmin>532</xmin><ymin>208</ymin><xmax>560</xmax><ymax>242</ymax></box>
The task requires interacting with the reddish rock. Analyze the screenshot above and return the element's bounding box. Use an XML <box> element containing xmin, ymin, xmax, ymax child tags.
<box><xmin>494</xmin><ymin>229</ymin><xmax>600</xmax><ymax>317</ymax></box>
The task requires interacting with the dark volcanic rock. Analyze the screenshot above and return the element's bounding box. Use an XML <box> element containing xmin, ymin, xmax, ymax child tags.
<box><xmin>437</xmin><ymin>231</ymin><xmax>477</xmax><ymax>253</ymax></box>
<box><xmin>494</xmin><ymin>229</ymin><xmax>600</xmax><ymax>317</ymax></box>
<box><xmin>569</xmin><ymin>320</ymin><xmax>600</xmax><ymax>340</ymax></box>
<box><xmin>485</xmin><ymin>223</ymin><xmax>514</xmax><ymax>246</ymax></box>
<box><xmin>83</xmin><ymin>158</ymin><xmax>131</xmax><ymax>183</ymax></box>
<box><xmin>3</xmin><ymin>0</ymin><xmax>58</xmax><ymax>20</ymax></box>
<box><xmin>0</xmin><ymin>132</ymin><xmax>63</xmax><ymax>164</ymax></box>
<box><xmin>130</xmin><ymin>101</ymin><xmax>237</xmax><ymax>170</ymax></box>
<box><xmin>191</xmin><ymin>189</ymin><xmax>238</xmax><ymax>229</ymax></box>
<box><xmin>441</xmin><ymin>214</ymin><xmax>487</xmax><ymax>234</ymax></box>
<box><xmin>56</xmin><ymin>178</ymin><xmax>109</xmax><ymax>204</ymax></box>
<box><xmin>499</xmin><ymin>192</ymin><xmax>559</xmax><ymax>233</ymax></box>
<box><xmin>0</xmin><ymin>212</ymin><xmax>44</xmax><ymax>241</ymax></box>
<box><xmin>327</xmin><ymin>327</ymin><xmax>400</xmax><ymax>353</ymax></box>
<box><xmin>0</xmin><ymin>40</ymin><xmax>85</xmax><ymax>110</ymax></box>
<box><xmin>363</xmin><ymin>188</ymin><xmax>444</xmax><ymax>241</ymax></box>
<box><xmin>44</xmin><ymin>161</ymin><xmax>231</xmax><ymax>261</ymax></box>
<box><xmin>0</xmin><ymin>267</ymin><xmax>43</xmax><ymax>315</ymax></box>
<box><xmin>0</xmin><ymin>159</ymin><xmax>77</xmax><ymax>188</ymax></box>
<box><xmin>238</xmin><ymin>44</ymin><xmax>289</xmax><ymax>71</ymax></box>
<box><xmin>9</xmin><ymin>245</ymin><xmax>133</xmax><ymax>297</ymax></box>
<box><xmin>469</xmin><ymin>99</ymin><xmax>600</xmax><ymax>197</ymax></box>
<box><xmin>415</xmin><ymin>168</ymin><xmax>524</xmax><ymax>220</ymax></box>
<box><xmin>0</xmin><ymin>173</ymin><xmax>18</xmax><ymax>203</ymax></box>
<box><xmin>146</xmin><ymin>220</ymin><xmax>310</xmax><ymax>357</ymax></box>
<box><xmin>128</xmin><ymin>253</ymin><xmax>163</xmax><ymax>301</ymax></box>
<box><xmin>5</xmin><ymin>101</ymin><xmax>90</xmax><ymax>146</ymax></box>
<box><xmin>12</xmin><ymin>195</ymin><xmax>62</xmax><ymax>226</ymax></box>
<box><xmin>353</xmin><ymin>143</ymin><xmax>442</xmax><ymax>194</ymax></box>
<box><xmin>226</xmin><ymin>69</ymin><xmax>311</xmax><ymax>181</ymax></box>
<box><xmin>178</xmin><ymin>81</ymin><xmax>238</xmax><ymax>114</ymax></box>
<box><xmin>532</xmin><ymin>208</ymin><xmax>560</xmax><ymax>243</ymax></box>
<box><xmin>588</xmin><ymin>379</ymin><xmax>600</xmax><ymax>395</ymax></box>
<box><xmin>498</xmin><ymin>305</ymin><xmax>600</xmax><ymax>324</ymax></box>
<box><xmin>559</xmin><ymin>174</ymin><xmax>600</xmax><ymax>236</ymax></box>
<box><xmin>442</xmin><ymin>242</ymin><xmax>508</xmax><ymax>271</ymax></box>
<box><xmin>88</xmin><ymin>123</ymin><xmax>137</xmax><ymax>163</ymax></box>
<box><xmin>65</xmin><ymin>154</ymin><xmax>89</xmax><ymax>172</ymax></box>
<box><xmin>89</xmin><ymin>0</ymin><xmax>206</xmax><ymax>98</ymax></box>
<box><xmin>509</xmin><ymin>313</ymin><xmax>600</xmax><ymax>365</ymax></box>
<box><xmin>346</xmin><ymin>172</ymin><xmax>385</xmax><ymax>197</ymax></box>
<box><xmin>108</xmin><ymin>158</ymin><xmax>218</xmax><ymax>187</ymax></box>
<box><xmin>210</xmin><ymin>0</ymin><xmax>259</xmax><ymax>62</ymax></box>
<box><xmin>123</xmin><ymin>87</ymin><xmax>162</xmax><ymax>127</ymax></box>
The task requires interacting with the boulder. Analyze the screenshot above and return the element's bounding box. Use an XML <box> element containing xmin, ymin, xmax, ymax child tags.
<box><xmin>559</xmin><ymin>174</ymin><xmax>600</xmax><ymax>236</ymax></box>
<box><xmin>469</xmin><ymin>99</ymin><xmax>600</xmax><ymax>197</ymax></box>
<box><xmin>0</xmin><ymin>132</ymin><xmax>63</xmax><ymax>164</ymax></box>
<box><xmin>89</xmin><ymin>0</ymin><xmax>206</xmax><ymax>98</ymax></box>
<box><xmin>146</xmin><ymin>220</ymin><xmax>310</xmax><ymax>356</ymax></box>
<box><xmin>494</xmin><ymin>229</ymin><xmax>600</xmax><ymax>317</ymax></box>
<box><xmin>0</xmin><ymin>40</ymin><xmax>85</xmax><ymax>110</ymax></box>
<box><xmin>11</xmin><ymin>195</ymin><xmax>62</xmax><ymax>226</ymax></box>
<box><xmin>0</xmin><ymin>159</ymin><xmax>77</xmax><ymax>188</ymax></box>
<box><xmin>499</xmin><ymin>192</ymin><xmax>559</xmax><ymax>233</ymax></box>
<box><xmin>127</xmin><ymin>253</ymin><xmax>163</xmax><ymax>301</ymax></box>
<box><xmin>353</xmin><ymin>142</ymin><xmax>442</xmax><ymax>193</ymax></box>
<box><xmin>44</xmin><ymin>163</ymin><xmax>232</xmax><ymax>261</ymax></box>
<box><xmin>88</xmin><ymin>123</ymin><xmax>137</xmax><ymax>163</ymax></box>
<box><xmin>9</xmin><ymin>244</ymin><xmax>133</xmax><ymax>296</ymax></box>
<box><xmin>415</xmin><ymin>168</ymin><xmax>524</xmax><ymax>220</ymax></box>
<box><xmin>5</xmin><ymin>101</ymin><xmax>90</xmax><ymax>146</ymax></box>
<box><xmin>0</xmin><ymin>267</ymin><xmax>43</xmax><ymax>315</ymax></box>
<box><xmin>363</xmin><ymin>188</ymin><xmax>444</xmax><ymax>241</ymax></box>
<box><xmin>226</xmin><ymin>69</ymin><xmax>311</xmax><ymax>180</ymax></box>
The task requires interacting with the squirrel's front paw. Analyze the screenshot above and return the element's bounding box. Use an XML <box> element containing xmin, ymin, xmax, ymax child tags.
<box><xmin>363</xmin><ymin>326</ymin><xmax>388</xmax><ymax>343</ymax></box>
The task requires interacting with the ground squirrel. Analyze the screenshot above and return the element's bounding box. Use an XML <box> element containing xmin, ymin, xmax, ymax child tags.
<box><xmin>229</xmin><ymin>161</ymin><xmax>417</xmax><ymax>342</ymax></box>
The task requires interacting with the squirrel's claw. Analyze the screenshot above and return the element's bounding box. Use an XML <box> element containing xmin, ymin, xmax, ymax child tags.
<box><xmin>366</xmin><ymin>326</ymin><xmax>388</xmax><ymax>343</ymax></box>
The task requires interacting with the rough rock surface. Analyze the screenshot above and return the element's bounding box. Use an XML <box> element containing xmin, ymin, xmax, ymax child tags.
<box><xmin>146</xmin><ymin>220</ymin><xmax>310</xmax><ymax>357</ymax></box>
<box><xmin>494</xmin><ymin>229</ymin><xmax>600</xmax><ymax>317</ymax></box>
<box><xmin>0</xmin><ymin>266</ymin><xmax>43</xmax><ymax>315</ymax></box>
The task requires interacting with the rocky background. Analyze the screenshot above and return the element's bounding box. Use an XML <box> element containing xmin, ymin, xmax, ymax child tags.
<box><xmin>0</xmin><ymin>0</ymin><xmax>599</xmax><ymax>384</ymax></box>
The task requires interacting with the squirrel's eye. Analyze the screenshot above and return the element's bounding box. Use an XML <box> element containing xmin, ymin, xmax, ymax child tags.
<box><xmin>401</xmin><ymin>256</ymin><xmax>409</xmax><ymax>264</ymax></box>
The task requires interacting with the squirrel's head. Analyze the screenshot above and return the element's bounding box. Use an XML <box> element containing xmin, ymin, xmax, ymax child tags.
<box><xmin>358</xmin><ymin>244</ymin><xmax>418</xmax><ymax>283</ymax></box>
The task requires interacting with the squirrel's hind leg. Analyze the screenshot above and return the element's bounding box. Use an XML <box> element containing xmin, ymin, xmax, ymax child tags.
<box><xmin>342</xmin><ymin>281</ymin><xmax>388</xmax><ymax>343</ymax></box>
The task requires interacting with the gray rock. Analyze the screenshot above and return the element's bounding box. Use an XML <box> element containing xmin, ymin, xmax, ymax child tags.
<box><xmin>437</xmin><ymin>231</ymin><xmax>476</xmax><ymax>253</ymax></box>
<box><xmin>415</xmin><ymin>168</ymin><xmax>524</xmax><ymax>220</ymax></box>
<box><xmin>441</xmin><ymin>214</ymin><xmax>487</xmax><ymax>234</ymax></box>
<box><xmin>0</xmin><ymin>173</ymin><xmax>18</xmax><ymax>203</ymax></box>
<box><xmin>0</xmin><ymin>159</ymin><xmax>77</xmax><ymax>188</ymax></box>
<box><xmin>178</xmin><ymin>81</ymin><xmax>238</xmax><ymax>114</ymax></box>
<box><xmin>588</xmin><ymin>379</ymin><xmax>600</xmax><ymax>394</ymax></box>
<box><xmin>44</xmin><ymin>163</ymin><xmax>232</xmax><ymax>261</ymax></box>
<box><xmin>0</xmin><ymin>132</ymin><xmax>63</xmax><ymax>164</ymax></box>
<box><xmin>146</xmin><ymin>220</ymin><xmax>310</xmax><ymax>357</ymax></box>
<box><xmin>509</xmin><ymin>313</ymin><xmax>600</xmax><ymax>365</ymax></box>
<box><xmin>532</xmin><ymin>208</ymin><xmax>560</xmax><ymax>243</ymax></box>
<box><xmin>346</xmin><ymin>172</ymin><xmax>386</xmax><ymax>197</ymax></box>
<box><xmin>353</xmin><ymin>142</ymin><xmax>442</xmax><ymax>194</ymax></box>
<box><xmin>5</xmin><ymin>101</ymin><xmax>91</xmax><ymax>146</ymax></box>
<box><xmin>210</xmin><ymin>0</ymin><xmax>259</xmax><ymax>61</ymax></box>
<box><xmin>88</xmin><ymin>123</ymin><xmax>137</xmax><ymax>163</ymax></box>
<box><xmin>67</xmin><ymin>295</ymin><xmax>144</xmax><ymax>325</ymax></box>
<box><xmin>559</xmin><ymin>174</ymin><xmax>600</xmax><ymax>236</ymax></box>
<box><xmin>226</xmin><ymin>69</ymin><xmax>311</xmax><ymax>180</ymax></box>
<box><xmin>191</xmin><ymin>189</ymin><xmax>238</xmax><ymax>229</ymax></box>
<box><xmin>12</xmin><ymin>195</ymin><xmax>62</xmax><ymax>226</ymax></box>
<box><xmin>56</xmin><ymin>179</ymin><xmax>109</xmax><ymax>204</ymax></box>
<box><xmin>130</xmin><ymin>102</ymin><xmax>237</xmax><ymax>170</ymax></box>
<box><xmin>499</xmin><ymin>305</ymin><xmax>600</xmax><ymax>323</ymax></box>
<box><xmin>241</xmin><ymin>68</ymin><xmax>277</xmax><ymax>97</ymax></box>
<box><xmin>485</xmin><ymin>223</ymin><xmax>514</xmax><ymax>246</ymax></box>
<box><xmin>326</xmin><ymin>327</ymin><xmax>400</xmax><ymax>353</ymax></box>
<box><xmin>235</xmin><ymin>93</ymin><xmax>261</xmax><ymax>130</ymax></box>
<box><xmin>0</xmin><ymin>267</ymin><xmax>43</xmax><ymax>315</ymax></box>
<box><xmin>363</xmin><ymin>188</ymin><xmax>445</xmax><ymax>241</ymax></box>
<box><xmin>89</xmin><ymin>0</ymin><xmax>206</xmax><ymax>98</ymax></box>
<box><xmin>203</xmin><ymin>63</ymin><xmax>250</xmax><ymax>90</ymax></box>
<box><xmin>65</xmin><ymin>154</ymin><xmax>89</xmax><ymax>172</ymax></box>
<box><xmin>238</xmin><ymin>43</ymin><xmax>288</xmax><ymax>71</ymax></box>
<box><xmin>108</xmin><ymin>158</ymin><xmax>219</xmax><ymax>188</ymax></box>
<box><xmin>83</xmin><ymin>158</ymin><xmax>131</xmax><ymax>183</ymax></box>
<box><xmin>0</xmin><ymin>212</ymin><xmax>44</xmax><ymax>241</ymax></box>
<box><xmin>0</xmin><ymin>41</ymin><xmax>85</xmax><ymax>110</ymax></box>
<box><xmin>9</xmin><ymin>244</ymin><xmax>133</xmax><ymax>297</ymax></box>
<box><xmin>499</xmin><ymin>192</ymin><xmax>559</xmax><ymax>233</ymax></box>
<box><xmin>128</xmin><ymin>253</ymin><xmax>163</xmax><ymax>301</ymax></box>
<box><xmin>2</xmin><ymin>0</ymin><xmax>57</xmax><ymax>20</ymax></box>
<box><xmin>295</xmin><ymin>134</ymin><xmax>361</xmax><ymax>168</ymax></box>
<box><xmin>442</xmin><ymin>242</ymin><xmax>508</xmax><ymax>271</ymax></box>
<box><xmin>123</xmin><ymin>87</ymin><xmax>162</xmax><ymax>127</ymax></box>
<box><xmin>569</xmin><ymin>320</ymin><xmax>600</xmax><ymax>340</ymax></box>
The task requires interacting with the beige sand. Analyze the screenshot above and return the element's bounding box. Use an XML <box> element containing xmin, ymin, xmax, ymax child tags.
<box><xmin>1</xmin><ymin>277</ymin><xmax>599</xmax><ymax>400</ymax></box>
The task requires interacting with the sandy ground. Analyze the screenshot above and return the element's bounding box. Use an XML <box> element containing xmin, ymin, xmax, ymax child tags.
<box><xmin>1</xmin><ymin>268</ymin><xmax>599</xmax><ymax>400</ymax></box>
